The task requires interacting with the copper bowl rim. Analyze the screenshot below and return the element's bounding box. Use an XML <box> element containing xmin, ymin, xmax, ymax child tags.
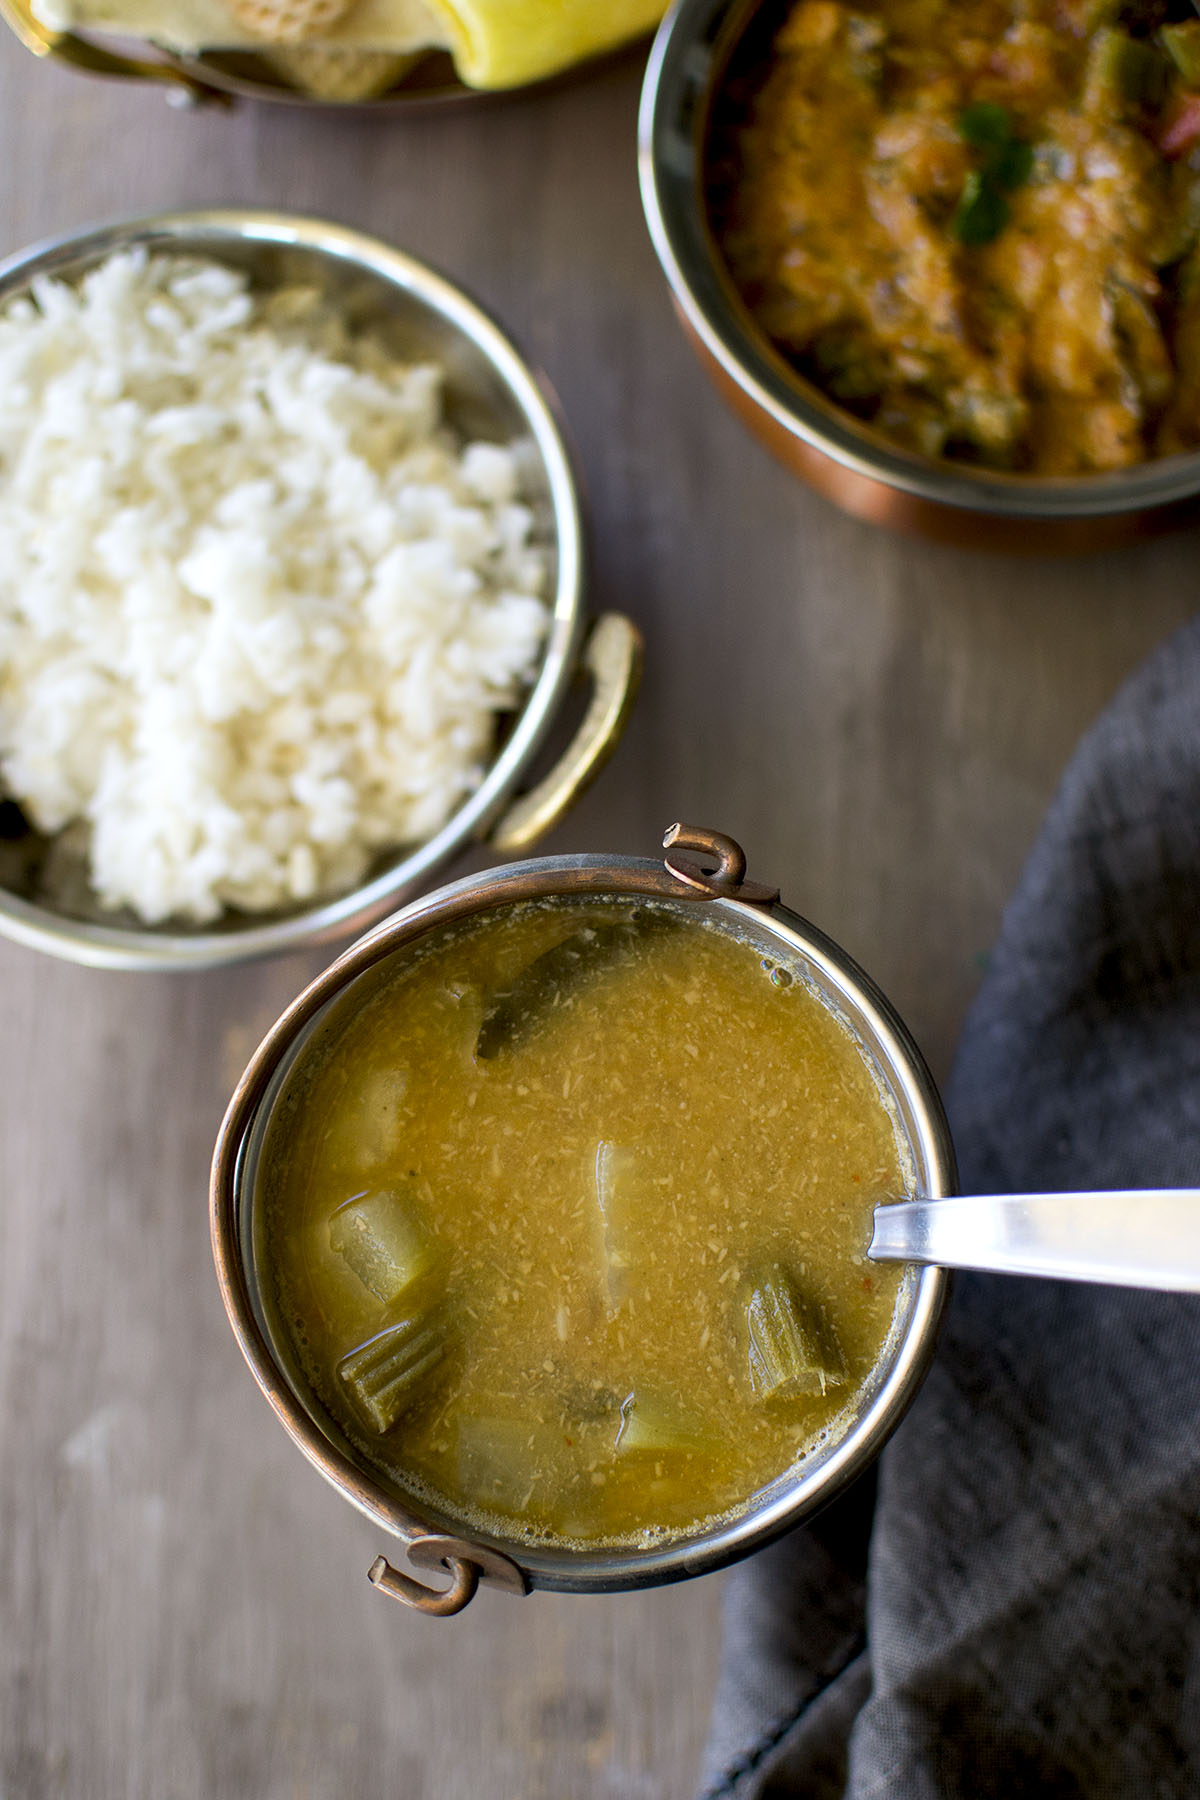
<box><xmin>638</xmin><ymin>0</ymin><xmax>1200</xmax><ymax>526</ymax></box>
<box><xmin>211</xmin><ymin>837</ymin><xmax>957</xmax><ymax>1596</ymax></box>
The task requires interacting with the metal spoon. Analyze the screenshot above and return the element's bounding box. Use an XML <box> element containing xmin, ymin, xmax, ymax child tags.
<box><xmin>869</xmin><ymin>1190</ymin><xmax>1200</xmax><ymax>1293</ymax></box>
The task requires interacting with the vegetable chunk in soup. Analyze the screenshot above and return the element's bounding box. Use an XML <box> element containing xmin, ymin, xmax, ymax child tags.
<box><xmin>258</xmin><ymin>900</ymin><xmax>908</xmax><ymax>1548</ymax></box>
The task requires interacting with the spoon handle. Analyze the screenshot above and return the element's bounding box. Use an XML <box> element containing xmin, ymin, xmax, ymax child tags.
<box><xmin>868</xmin><ymin>1190</ymin><xmax>1200</xmax><ymax>1293</ymax></box>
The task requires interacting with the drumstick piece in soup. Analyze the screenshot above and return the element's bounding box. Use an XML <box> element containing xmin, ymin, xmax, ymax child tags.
<box><xmin>710</xmin><ymin>0</ymin><xmax>1200</xmax><ymax>473</ymax></box>
<box><xmin>257</xmin><ymin>900</ymin><xmax>908</xmax><ymax>1548</ymax></box>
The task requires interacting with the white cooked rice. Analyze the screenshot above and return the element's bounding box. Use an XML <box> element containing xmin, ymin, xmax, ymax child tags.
<box><xmin>0</xmin><ymin>249</ymin><xmax>550</xmax><ymax>925</ymax></box>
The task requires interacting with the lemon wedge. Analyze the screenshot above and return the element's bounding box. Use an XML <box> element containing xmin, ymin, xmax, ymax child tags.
<box><xmin>433</xmin><ymin>0</ymin><xmax>667</xmax><ymax>87</ymax></box>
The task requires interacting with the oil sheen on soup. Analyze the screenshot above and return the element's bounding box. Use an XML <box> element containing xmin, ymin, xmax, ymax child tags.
<box><xmin>258</xmin><ymin>899</ymin><xmax>909</xmax><ymax>1548</ymax></box>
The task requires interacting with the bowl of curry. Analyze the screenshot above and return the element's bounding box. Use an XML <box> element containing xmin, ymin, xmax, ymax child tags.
<box><xmin>640</xmin><ymin>0</ymin><xmax>1200</xmax><ymax>547</ymax></box>
<box><xmin>211</xmin><ymin>824</ymin><xmax>954</xmax><ymax>1614</ymax></box>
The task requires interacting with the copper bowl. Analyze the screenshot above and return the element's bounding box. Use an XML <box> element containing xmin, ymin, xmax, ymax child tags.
<box><xmin>638</xmin><ymin>0</ymin><xmax>1200</xmax><ymax>550</ymax></box>
<box><xmin>211</xmin><ymin>823</ymin><xmax>955</xmax><ymax>1615</ymax></box>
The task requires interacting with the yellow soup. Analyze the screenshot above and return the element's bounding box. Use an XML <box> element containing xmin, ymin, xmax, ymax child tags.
<box><xmin>257</xmin><ymin>899</ymin><xmax>909</xmax><ymax>1548</ymax></box>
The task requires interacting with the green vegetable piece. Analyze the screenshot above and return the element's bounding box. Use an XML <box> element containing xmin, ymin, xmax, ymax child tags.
<box><xmin>1163</xmin><ymin>20</ymin><xmax>1200</xmax><ymax>88</ymax></box>
<box><xmin>811</xmin><ymin>325</ymin><xmax>889</xmax><ymax>401</ymax></box>
<box><xmin>593</xmin><ymin>1140</ymin><xmax>637</xmax><ymax>1315</ymax></box>
<box><xmin>1079</xmin><ymin>0</ymin><xmax>1121</xmax><ymax>26</ymax></box>
<box><xmin>329</xmin><ymin>1185</ymin><xmax>435</xmax><ymax>1307</ymax></box>
<box><xmin>950</xmin><ymin>387</ymin><xmax>1027</xmax><ymax>456</ymax></box>
<box><xmin>952</xmin><ymin>172</ymin><xmax>1011</xmax><ymax>249</ymax></box>
<box><xmin>441</xmin><ymin>977</ymin><xmax>484</xmax><ymax>1071</ymax></box>
<box><xmin>1177</xmin><ymin>239</ymin><xmax>1200</xmax><ymax>306</ymax></box>
<box><xmin>475</xmin><ymin>912</ymin><xmax>678</xmax><ymax>1060</ymax></box>
<box><xmin>844</xmin><ymin>11</ymin><xmax>886</xmax><ymax>87</ymax></box>
<box><xmin>1152</xmin><ymin>164</ymin><xmax>1200</xmax><ymax>266</ymax></box>
<box><xmin>337</xmin><ymin>1312</ymin><xmax>444</xmax><ymax>1434</ymax></box>
<box><xmin>614</xmin><ymin>1390</ymin><xmax>718</xmax><ymax>1457</ymax></box>
<box><xmin>959</xmin><ymin>101</ymin><xmax>1015</xmax><ymax>152</ymax></box>
<box><xmin>456</xmin><ymin>1416</ymin><xmax>567</xmax><ymax>1514</ymax></box>
<box><xmin>318</xmin><ymin>1064</ymin><xmax>409</xmax><ymax>1174</ymax></box>
<box><xmin>1084</xmin><ymin>26</ymin><xmax>1170</xmax><ymax>114</ymax></box>
<box><xmin>1111</xmin><ymin>280</ymin><xmax>1174</xmax><ymax>408</ymax></box>
<box><xmin>990</xmin><ymin>137</ymin><xmax>1034</xmax><ymax>194</ymax></box>
<box><xmin>743</xmin><ymin>1267</ymin><xmax>847</xmax><ymax>1401</ymax></box>
<box><xmin>559</xmin><ymin>1380</ymin><xmax>622</xmax><ymax>1427</ymax></box>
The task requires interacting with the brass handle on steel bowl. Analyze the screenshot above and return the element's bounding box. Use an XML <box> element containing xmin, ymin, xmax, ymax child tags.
<box><xmin>368</xmin><ymin>1553</ymin><xmax>479</xmax><ymax>1616</ymax></box>
<box><xmin>367</xmin><ymin>1532</ymin><xmax>530</xmax><ymax>1616</ymax></box>
<box><xmin>0</xmin><ymin>0</ymin><xmax>230</xmax><ymax>101</ymax></box>
<box><xmin>489</xmin><ymin>611</ymin><xmax>643</xmax><ymax>854</ymax></box>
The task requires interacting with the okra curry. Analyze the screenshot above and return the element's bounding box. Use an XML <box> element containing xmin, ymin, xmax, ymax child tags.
<box><xmin>257</xmin><ymin>900</ymin><xmax>908</xmax><ymax>1548</ymax></box>
<box><xmin>710</xmin><ymin>0</ymin><xmax>1200</xmax><ymax>473</ymax></box>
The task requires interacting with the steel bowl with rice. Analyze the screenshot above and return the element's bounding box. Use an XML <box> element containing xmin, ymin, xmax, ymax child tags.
<box><xmin>0</xmin><ymin>210</ymin><xmax>640</xmax><ymax>969</ymax></box>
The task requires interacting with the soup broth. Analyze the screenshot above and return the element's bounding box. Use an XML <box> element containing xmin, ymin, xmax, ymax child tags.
<box><xmin>257</xmin><ymin>898</ymin><xmax>909</xmax><ymax>1548</ymax></box>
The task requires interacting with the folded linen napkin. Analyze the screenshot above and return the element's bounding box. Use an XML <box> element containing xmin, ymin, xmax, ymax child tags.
<box><xmin>699</xmin><ymin>614</ymin><xmax>1200</xmax><ymax>1800</ymax></box>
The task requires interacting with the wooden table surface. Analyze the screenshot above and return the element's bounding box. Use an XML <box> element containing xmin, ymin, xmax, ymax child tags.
<box><xmin>2</xmin><ymin>30</ymin><xmax>1198</xmax><ymax>1800</ymax></box>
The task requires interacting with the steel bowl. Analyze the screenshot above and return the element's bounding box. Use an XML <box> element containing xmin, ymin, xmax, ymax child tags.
<box><xmin>0</xmin><ymin>209</ymin><xmax>640</xmax><ymax>970</ymax></box>
<box><xmin>211</xmin><ymin>823</ymin><xmax>955</xmax><ymax>1616</ymax></box>
<box><xmin>638</xmin><ymin>0</ymin><xmax>1200</xmax><ymax>550</ymax></box>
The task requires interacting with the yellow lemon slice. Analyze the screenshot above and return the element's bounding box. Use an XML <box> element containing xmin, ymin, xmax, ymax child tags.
<box><xmin>433</xmin><ymin>0</ymin><xmax>667</xmax><ymax>87</ymax></box>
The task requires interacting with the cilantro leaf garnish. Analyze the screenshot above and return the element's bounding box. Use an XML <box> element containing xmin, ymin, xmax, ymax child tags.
<box><xmin>952</xmin><ymin>172</ymin><xmax>1011</xmax><ymax>248</ymax></box>
<box><xmin>951</xmin><ymin>104</ymin><xmax>1032</xmax><ymax>247</ymax></box>
<box><xmin>959</xmin><ymin>101</ymin><xmax>1014</xmax><ymax>152</ymax></box>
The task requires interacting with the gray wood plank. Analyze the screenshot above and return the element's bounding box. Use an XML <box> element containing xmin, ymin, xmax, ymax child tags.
<box><xmin>1</xmin><ymin>24</ymin><xmax>1198</xmax><ymax>1799</ymax></box>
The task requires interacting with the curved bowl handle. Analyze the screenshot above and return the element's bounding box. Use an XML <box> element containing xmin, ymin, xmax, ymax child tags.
<box><xmin>489</xmin><ymin>611</ymin><xmax>643</xmax><ymax>854</ymax></box>
<box><xmin>368</xmin><ymin>1553</ymin><xmax>480</xmax><ymax>1617</ymax></box>
<box><xmin>0</xmin><ymin>0</ymin><xmax>230</xmax><ymax>102</ymax></box>
<box><xmin>367</xmin><ymin>1532</ymin><xmax>530</xmax><ymax>1616</ymax></box>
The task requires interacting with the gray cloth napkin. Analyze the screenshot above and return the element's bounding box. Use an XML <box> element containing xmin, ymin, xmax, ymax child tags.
<box><xmin>698</xmin><ymin>615</ymin><xmax>1200</xmax><ymax>1800</ymax></box>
